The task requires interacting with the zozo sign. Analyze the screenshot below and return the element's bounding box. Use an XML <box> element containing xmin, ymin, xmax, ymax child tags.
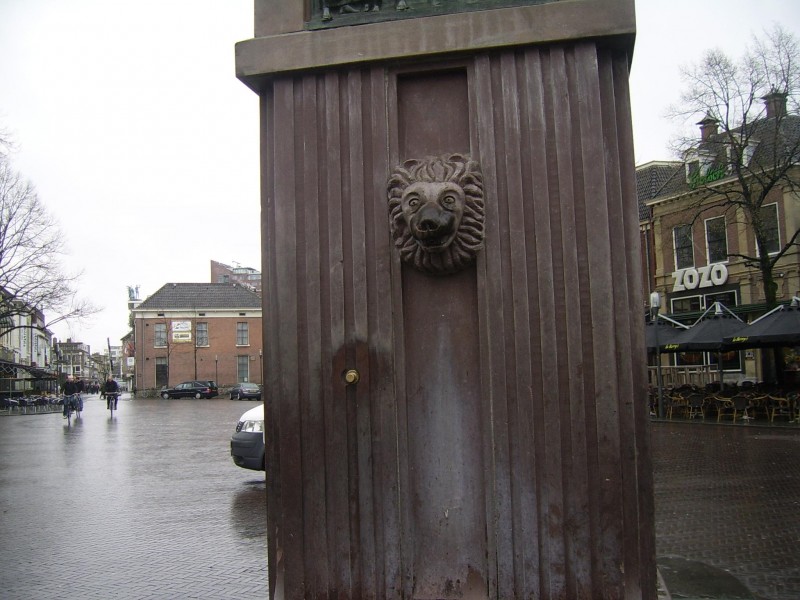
<box><xmin>672</xmin><ymin>263</ymin><xmax>728</xmax><ymax>292</ymax></box>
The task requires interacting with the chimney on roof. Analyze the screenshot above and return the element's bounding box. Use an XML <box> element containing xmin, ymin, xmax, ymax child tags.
<box><xmin>762</xmin><ymin>90</ymin><xmax>787</xmax><ymax>119</ymax></box>
<box><xmin>697</xmin><ymin>114</ymin><xmax>718</xmax><ymax>141</ymax></box>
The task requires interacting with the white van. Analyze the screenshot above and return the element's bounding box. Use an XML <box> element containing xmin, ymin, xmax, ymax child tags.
<box><xmin>230</xmin><ymin>403</ymin><xmax>265</xmax><ymax>471</ymax></box>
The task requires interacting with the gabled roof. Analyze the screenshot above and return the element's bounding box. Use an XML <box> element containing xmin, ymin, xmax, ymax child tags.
<box><xmin>135</xmin><ymin>283</ymin><xmax>262</xmax><ymax>311</ymax></box>
<box><xmin>647</xmin><ymin>114</ymin><xmax>800</xmax><ymax>201</ymax></box>
<box><xmin>635</xmin><ymin>161</ymin><xmax>682</xmax><ymax>220</ymax></box>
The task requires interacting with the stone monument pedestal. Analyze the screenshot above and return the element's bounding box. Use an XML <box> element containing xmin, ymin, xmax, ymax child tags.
<box><xmin>237</xmin><ymin>1</ymin><xmax>655</xmax><ymax>598</ymax></box>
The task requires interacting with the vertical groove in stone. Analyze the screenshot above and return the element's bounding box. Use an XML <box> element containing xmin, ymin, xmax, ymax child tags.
<box><xmin>264</xmin><ymin>40</ymin><xmax>653</xmax><ymax>599</ymax></box>
<box><xmin>477</xmin><ymin>43</ymin><xmax>652</xmax><ymax>598</ymax></box>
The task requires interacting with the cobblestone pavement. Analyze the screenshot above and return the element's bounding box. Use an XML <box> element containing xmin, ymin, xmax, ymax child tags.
<box><xmin>652</xmin><ymin>422</ymin><xmax>800</xmax><ymax>600</ymax></box>
<box><xmin>0</xmin><ymin>395</ymin><xmax>266</xmax><ymax>599</ymax></box>
<box><xmin>2</xmin><ymin>397</ymin><xmax>798</xmax><ymax>599</ymax></box>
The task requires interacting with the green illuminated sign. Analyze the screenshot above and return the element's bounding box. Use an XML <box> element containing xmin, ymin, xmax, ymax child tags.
<box><xmin>688</xmin><ymin>165</ymin><xmax>726</xmax><ymax>189</ymax></box>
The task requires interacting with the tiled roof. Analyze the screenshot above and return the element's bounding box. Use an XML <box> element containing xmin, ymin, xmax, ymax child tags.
<box><xmin>635</xmin><ymin>161</ymin><xmax>682</xmax><ymax>221</ymax></box>
<box><xmin>647</xmin><ymin>114</ymin><xmax>800</xmax><ymax>201</ymax></box>
<box><xmin>135</xmin><ymin>283</ymin><xmax>262</xmax><ymax>311</ymax></box>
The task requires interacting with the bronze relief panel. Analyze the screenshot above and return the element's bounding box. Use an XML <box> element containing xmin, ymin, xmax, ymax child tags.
<box><xmin>309</xmin><ymin>0</ymin><xmax>562</xmax><ymax>27</ymax></box>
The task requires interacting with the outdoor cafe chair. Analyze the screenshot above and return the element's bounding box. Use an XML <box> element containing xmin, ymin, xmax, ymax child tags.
<box><xmin>665</xmin><ymin>390</ymin><xmax>688</xmax><ymax>420</ymax></box>
<box><xmin>747</xmin><ymin>393</ymin><xmax>771</xmax><ymax>421</ymax></box>
<box><xmin>685</xmin><ymin>392</ymin><xmax>706</xmax><ymax>419</ymax></box>
<box><xmin>769</xmin><ymin>393</ymin><xmax>795</xmax><ymax>423</ymax></box>
<box><xmin>715</xmin><ymin>394</ymin><xmax>751</xmax><ymax>422</ymax></box>
<box><xmin>715</xmin><ymin>396</ymin><xmax>734</xmax><ymax>422</ymax></box>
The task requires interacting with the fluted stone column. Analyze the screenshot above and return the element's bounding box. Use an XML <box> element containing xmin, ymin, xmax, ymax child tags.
<box><xmin>237</xmin><ymin>1</ymin><xmax>655</xmax><ymax>598</ymax></box>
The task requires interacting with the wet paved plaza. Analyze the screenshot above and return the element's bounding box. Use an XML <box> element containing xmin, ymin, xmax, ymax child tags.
<box><xmin>1</xmin><ymin>397</ymin><xmax>798</xmax><ymax>599</ymax></box>
<box><xmin>652</xmin><ymin>422</ymin><xmax>800</xmax><ymax>600</ymax></box>
<box><xmin>0</xmin><ymin>395</ymin><xmax>266</xmax><ymax>599</ymax></box>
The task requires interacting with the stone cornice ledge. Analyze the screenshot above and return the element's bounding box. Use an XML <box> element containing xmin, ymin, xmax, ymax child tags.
<box><xmin>235</xmin><ymin>0</ymin><xmax>635</xmax><ymax>91</ymax></box>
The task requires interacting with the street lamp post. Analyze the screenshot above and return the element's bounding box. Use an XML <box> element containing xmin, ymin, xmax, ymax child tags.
<box><xmin>215</xmin><ymin>355</ymin><xmax>218</xmax><ymax>384</ymax></box>
<box><xmin>259</xmin><ymin>349</ymin><xmax>262</xmax><ymax>384</ymax></box>
<box><xmin>650</xmin><ymin>291</ymin><xmax>665</xmax><ymax>419</ymax></box>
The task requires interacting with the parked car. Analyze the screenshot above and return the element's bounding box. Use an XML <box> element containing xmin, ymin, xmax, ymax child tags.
<box><xmin>160</xmin><ymin>381</ymin><xmax>216</xmax><ymax>399</ymax></box>
<box><xmin>197</xmin><ymin>380</ymin><xmax>219</xmax><ymax>397</ymax></box>
<box><xmin>230</xmin><ymin>403</ymin><xmax>265</xmax><ymax>471</ymax></box>
<box><xmin>229</xmin><ymin>382</ymin><xmax>262</xmax><ymax>401</ymax></box>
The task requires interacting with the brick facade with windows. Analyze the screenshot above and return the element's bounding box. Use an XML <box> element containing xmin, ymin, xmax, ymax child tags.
<box><xmin>131</xmin><ymin>283</ymin><xmax>263</xmax><ymax>392</ymax></box>
<box><xmin>638</xmin><ymin>94</ymin><xmax>800</xmax><ymax>383</ymax></box>
<box><xmin>210</xmin><ymin>260</ymin><xmax>261</xmax><ymax>294</ymax></box>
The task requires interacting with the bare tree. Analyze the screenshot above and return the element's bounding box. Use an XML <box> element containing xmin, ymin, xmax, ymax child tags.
<box><xmin>0</xmin><ymin>148</ymin><xmax>97</xmax><ymax>337</ymax></box>
<box><xmin>668</xmin><ymin>26</ymin><xmax>800</xmax><ymax>309</ymax></box>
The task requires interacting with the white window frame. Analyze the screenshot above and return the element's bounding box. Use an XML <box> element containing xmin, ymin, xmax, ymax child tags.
<box><xmin>154</xmin><ymin>323</ymin><xmax>167</xmax><ymax>348</ymax></box>
<box><xmin>237</xmin><ymin>355</ymin><xmax>250</xmax><ymax>382</ymax></box>
<box><xmin>195</xmin><ymin>322</ymin><xmax>209</xmax><ymax>347</ymax></box>
<box><xmin>757</xmin><ymin>202</ymin><xmax>780</xmax><ymax>257</ymax></box>
<box><xmin>673</xmin><ymin>224</ymin><xmax>695</xmax><ymax>270</ymax></box>
<box><xmin>704</xmin><ymin>215</ymin><xmax>728</xmax><ymax>265</ymax></box>
<box><xmin>236</xmin><ymin>322</ymin><xmax>249</xmax><ymax>346</ymax></box>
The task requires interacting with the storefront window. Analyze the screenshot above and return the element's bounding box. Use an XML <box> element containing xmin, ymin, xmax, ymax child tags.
<box><xmin>670</xmin><ymin>290</ymin><xmax>741</xmax><ymax>372</ymax></box>
<box><xmin>671</xmin><ymin>295</ymin><xmax>701</xmax><ymax>314</ymax></box>
<box><xmin>705</xmin><ymin>290</ymin><xmax>737</xmax><ymax>307</ymax></box>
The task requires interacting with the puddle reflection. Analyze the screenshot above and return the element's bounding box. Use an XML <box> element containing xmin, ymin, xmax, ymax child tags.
<box><xmin>230</xmin><ymin>479</ymin><xmax>267</xmax><ymax>540</ymax></box>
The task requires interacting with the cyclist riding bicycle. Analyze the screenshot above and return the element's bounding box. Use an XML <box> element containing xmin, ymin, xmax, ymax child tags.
<box><xmin>60</xmin><ymin>374</ymin><xmax>81</xmax><ymax>418</ymax></box>
<box><xmin>102</xmin><ymin>375</ymin><xmax>120</xmax><ymax>410</ymax></box>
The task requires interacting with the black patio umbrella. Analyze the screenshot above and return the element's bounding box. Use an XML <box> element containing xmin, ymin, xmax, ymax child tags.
<box><xmin>723</xmin><ymin>304</ymin><xmax>800</xmax><ymax>348</ymax></box>
<box><xmin>645</xmin><ymin>318</ymin><xmax>689</xmax><ymax>352</ymax></box>
<box><xmin>665</xmin><ymin>312</ymin><xmax>746</xmax><ymax>352</ymax></box>
<box><xmin>662</xmin><ymin>304</ymin><xmax>746</xmax><ymax>386</ymax></box>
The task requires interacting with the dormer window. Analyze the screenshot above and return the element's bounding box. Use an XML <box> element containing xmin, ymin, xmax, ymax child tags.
<box><xmin>685</xmin><ymin>156</ymin><xmax>700</xmax><ymax>182</ymax></box>
<box><xmin>726</xmin><ymin>133</ymin><xmax>758</xmax><ymax>167</ymax></box>
<box><xmin>685</xmin><ymin>148</ymin><xmax>724</xmax><ymax>188</ymax></box>
<box><xmin>743</xmin><ymin>143</ymin><xmax>756</xmax><ymax>165</ymax></box>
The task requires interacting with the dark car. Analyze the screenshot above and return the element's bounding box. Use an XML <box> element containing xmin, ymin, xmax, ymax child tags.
<box><xmin>229</xmin><ymin>382</ymin><xmax>262</xmax><ymax>401</ymax></box>
<box><xmin>197</xmin><ymin>380</ymin><xmax>219</xmax><ymax>397</ymax></box>
<box><xmin>230</xmin><ymin>403</ymin><xmax>265</xmax><ymax>471</ymax></box>
<box><xmin>160</xmin><ymin>381</ymin><xmax>216</xmax><ymax>399</ymax></box>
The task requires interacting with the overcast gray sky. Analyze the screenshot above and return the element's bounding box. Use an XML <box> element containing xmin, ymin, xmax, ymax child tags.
<box><xmin>0</xmin><ymin>0</ymin><xmax>799</xmax><ymax>353</ymax></box>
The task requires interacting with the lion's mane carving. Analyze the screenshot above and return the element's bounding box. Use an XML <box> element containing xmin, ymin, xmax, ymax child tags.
<box><xmin>387</xmin><ymin>154</ymin><xmax>485</xmax><ymax>274</ymax></box>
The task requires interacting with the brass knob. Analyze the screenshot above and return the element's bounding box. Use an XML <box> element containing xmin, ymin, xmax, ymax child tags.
<box><xmin>344</xmin><ymin>369</ymin><xmax>360</xmax><ymax>385</ymax></box>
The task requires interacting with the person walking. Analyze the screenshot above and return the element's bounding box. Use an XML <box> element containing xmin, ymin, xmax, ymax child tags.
<box><xmin>102</xmin><ymin>376</ymin><xmax>120</xmax><ymax>410</ymax></box>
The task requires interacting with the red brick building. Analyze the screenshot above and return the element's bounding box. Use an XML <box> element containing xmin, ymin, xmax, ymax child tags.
<box><xmin>210</xmin><ymin>260</ymin><xmax>261</xmax><ymax>294</ymax></box>
<box><xmin>131</xmin><ymin>283</ymin><xmax>263</xmax><ymax>392</ymax></box>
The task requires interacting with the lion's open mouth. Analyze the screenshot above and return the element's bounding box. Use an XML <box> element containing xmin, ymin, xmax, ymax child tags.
<box><xmin>414</xmin><ymin>229</ymin><xmax>457</xmax><ymax>252</ymax></box>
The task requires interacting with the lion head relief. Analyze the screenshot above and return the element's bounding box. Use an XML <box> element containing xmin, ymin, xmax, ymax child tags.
<box><xmin>387</xmin><ymin>154</ymin><xmax>485</xmax><ymax>275</ymax></box>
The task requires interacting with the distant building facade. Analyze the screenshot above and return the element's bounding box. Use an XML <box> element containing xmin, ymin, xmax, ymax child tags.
<box><xmin>54</xmin><ymin>339</ymin><xmax>100</xmax><ymax>383</ymax></box>
<box><xmin>131</xmin><ymin>283</ymin><xmax>263</xmax><ymax>391</ymax></box>
<box><xmin>210</xmin><ymin>260</ymin><xmax>261</xmax><ymax>294</ymax></box>
<box><xmin>638</xmin><ymin>93</ymin><xmax>800</xmax><ymax>383</ymax></box>
<box><xmin>0</xmin><ymin>301</ymin><xmax>56</xmax><ymax>394</ymax></box>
